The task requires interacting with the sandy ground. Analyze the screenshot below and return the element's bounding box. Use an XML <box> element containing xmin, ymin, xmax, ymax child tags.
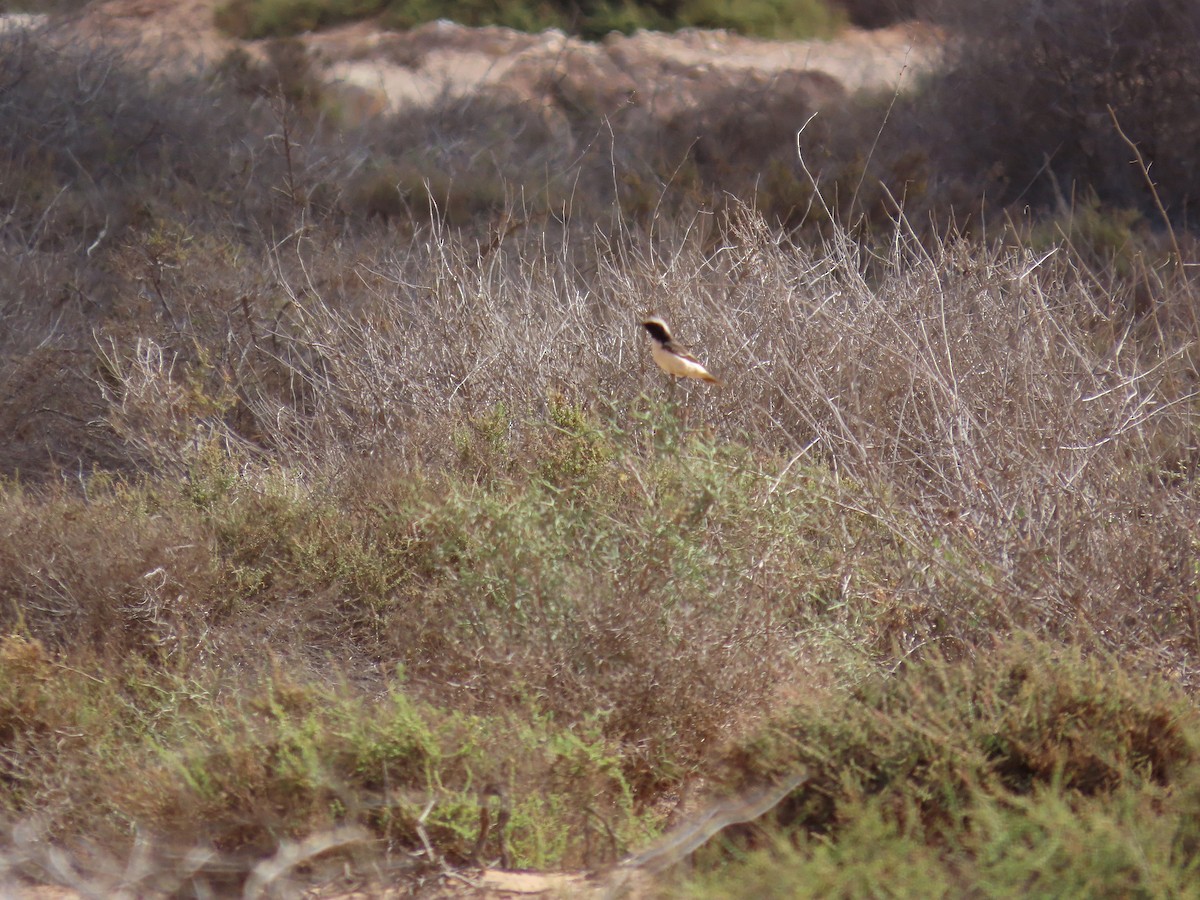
<box><xmin>10</xmin><ymin>774</ymin><xmax>808</xmax><ymax>898</ymax></box>
<box><xmin>65</xmin><ymin>0</ymin><xmax>940</xmax><ymax>109</ymax></box>
<box><xmin>315</xmin><ymin>19</ymin><xmax>939</xmax><ymax>115</ymax></box>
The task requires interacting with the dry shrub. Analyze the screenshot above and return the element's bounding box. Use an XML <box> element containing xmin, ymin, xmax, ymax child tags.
<box><xmin>0</xmin><ymin>25</ymin><xmax>272</xmax><ymax>246</ymax></box>
<box><xmin>927</xmin><ymin>0</ymin><xmax>1200</xmax><ymax>221</ymax></box>
<box><xmin>341</xmin><ymin>90</ymin><xmax>575</xmax><ymax>229</ymax></box>
<box><xmin>8</xmin><ymin>180</ymin><xmax>1191</xmax><ymax>692</ymax></box>
<box><xmin>0</xmin><ymin>481</ymin><xmax>220</xmax><ymax>662</ymax></box>
<box><xmin>202</xmin><ymin>212</ymin><xmax>1199</xmax><ymax>676</ymax></box>
<box><xmin>702</xmin><ymin>218</ymin><xmax>1200</xmax><ymax>663</ymax></box>
<box><xmin>825</xmin><ymin>0</ymin><xmax>1200</xmax><ymax>234</ymax></box>
<box><xmin>830</xmin><ymin>0</ymin><xmax>921</xmax><ymax>28</ymax></box>
<box><xmin>0</xmin><ymin>264</ymin><xmax>123</xmax><ymax>478</ymax></box>
<box><xmin>0</xmin><ymin>25</ymin><xmax>331</xmax><ymax>479</ymax></box>
<box><xmin>9</xmin><ymin>210</ymin><xmax>1185</xmax><ymax>851</ymax></box>
<box><xmin>733</xmin><ymin>636</ymin><xmax>1198</xmax><ymax>820</ymax></box>
<box><xmin>281</xmin><ymin>429</ymin><xmax>826</xmax><ymax>781</ymax></box>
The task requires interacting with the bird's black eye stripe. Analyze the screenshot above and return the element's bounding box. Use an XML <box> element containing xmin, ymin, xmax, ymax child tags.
<box><xmin>642</xmin><ymin>320</ymin><xmax>670</xmax><ymax>342</ymax></box>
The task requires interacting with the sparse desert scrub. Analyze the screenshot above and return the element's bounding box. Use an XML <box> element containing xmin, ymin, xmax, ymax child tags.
<box><xmin>1</xmin><ymin>12</ymin><xmax>1200</xmax><ymax>896</ymax></box>
<box><xmin>0</xmin><ymin>372</ymin><xmax>913</xmax><ymax>890</ymax></box>
<box><xmin>0</xmin><ymin>628</ymin><xmax>663</xmax><ymax>890</ymax></box>
<box><xmin>2</xmin><ymin>207</ymin><xmax>1198</xmax><ymax>890</ymax></box>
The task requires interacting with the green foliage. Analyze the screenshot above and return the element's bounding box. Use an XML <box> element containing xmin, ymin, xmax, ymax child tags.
<box><xmin>454</xmin><ymin>402</ymin><xmax>513</xmax><ymax>476</ymax></box>
<box><xmin>215</xmin><ymin>0</ymin><xmax>843</xmax><ymax>39</ymax></box>
<box><xmin>676</xmin><ymin>0</ymin><xmax>842</xmax><ymax>39</ymax></box>
<box><xmin>0</xmin><ymin>395</ymin><xmax>916</xmax><ymax>880</ymax></box>
<box><xmin>398</xmin><ymin>397</ymin><xmax>868</xmax><ymax>643</ymax></box>
<box><xmin>1026</xmin><ymin>192</ymin><xmax>1150</xmax><ymax>278</ymax></box>
<box><xmin>215</xmin><ymin>0</ymin><xmax>389</xmax><ymax>39</ymax></box>
<box><xmin>686</xmin><ymin>804</ymin><xmax>951</xmax><ymax>899</ymax></box>
<box><xmin>968</xmin><ymin>785</ymin><xmax>1200</xmax><ymax>897</ymax></box>
<box><xmin>540</xmin><ymin>395</ymin><xmax>614</xmax><ymax>488</ymax></box>
<box><xmin>0</xmin><ymin>637</ymin><xmax>660</xmax><ymax>869</ymax></box>
<box><xmin>688</xmin><ymin>776</ymin><xmax>1200</xmax><ymax>898</ymax></box>
<box><xmin>687</xmin><ymin>639</ymin><xmax>1200</xmax><ymax>897</ymax></box>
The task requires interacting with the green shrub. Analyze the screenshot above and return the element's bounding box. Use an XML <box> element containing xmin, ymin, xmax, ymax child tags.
<box><xmin>675</xmin><ymin>0</ymin><xmax>843</xmax><ymax>39</ymax></box>
<box><xmin>216</xmin><ymin>0</ymin><xmax>844</xmax><ymax>39</ymax></box>
<box><xmin>684</xmin><ymin>638</ymin><xmax>1200</xmax><ymax>897</ymax></box>
<box><xmin>215</xmin><ymin>0</ymin><xmax>388</xmax><ymax>39</ymax></box>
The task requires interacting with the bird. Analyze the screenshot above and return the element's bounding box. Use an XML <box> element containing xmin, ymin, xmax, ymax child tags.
<box><xmin>640</xmin><ymin>316</ymin><xmax>721</xmax><ymax>385</ymax></box>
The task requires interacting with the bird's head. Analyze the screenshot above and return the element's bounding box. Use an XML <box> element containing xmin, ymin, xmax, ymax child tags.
<box><xmin>641</xmin><ymin>317</ymin><xmax>671</xmax><ymax>344</ymax></box>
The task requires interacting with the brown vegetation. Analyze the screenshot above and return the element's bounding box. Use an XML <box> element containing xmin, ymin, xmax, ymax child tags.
<box><xmin>1</xmin><ymin>2</ymin><xmax>1199</xmax><ymax>896</ymax></box>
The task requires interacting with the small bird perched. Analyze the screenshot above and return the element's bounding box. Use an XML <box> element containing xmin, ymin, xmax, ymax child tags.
<box><xmin>641</xmin><ymin>316</ymin><xmax>721</xmax><ymax>384</ymax></box>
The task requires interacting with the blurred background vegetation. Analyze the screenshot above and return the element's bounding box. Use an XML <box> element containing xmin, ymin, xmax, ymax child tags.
<box><xmin>213</xmin><ymin>0</ymin><xmax>851</xmax><ymax>40</ymax></box>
